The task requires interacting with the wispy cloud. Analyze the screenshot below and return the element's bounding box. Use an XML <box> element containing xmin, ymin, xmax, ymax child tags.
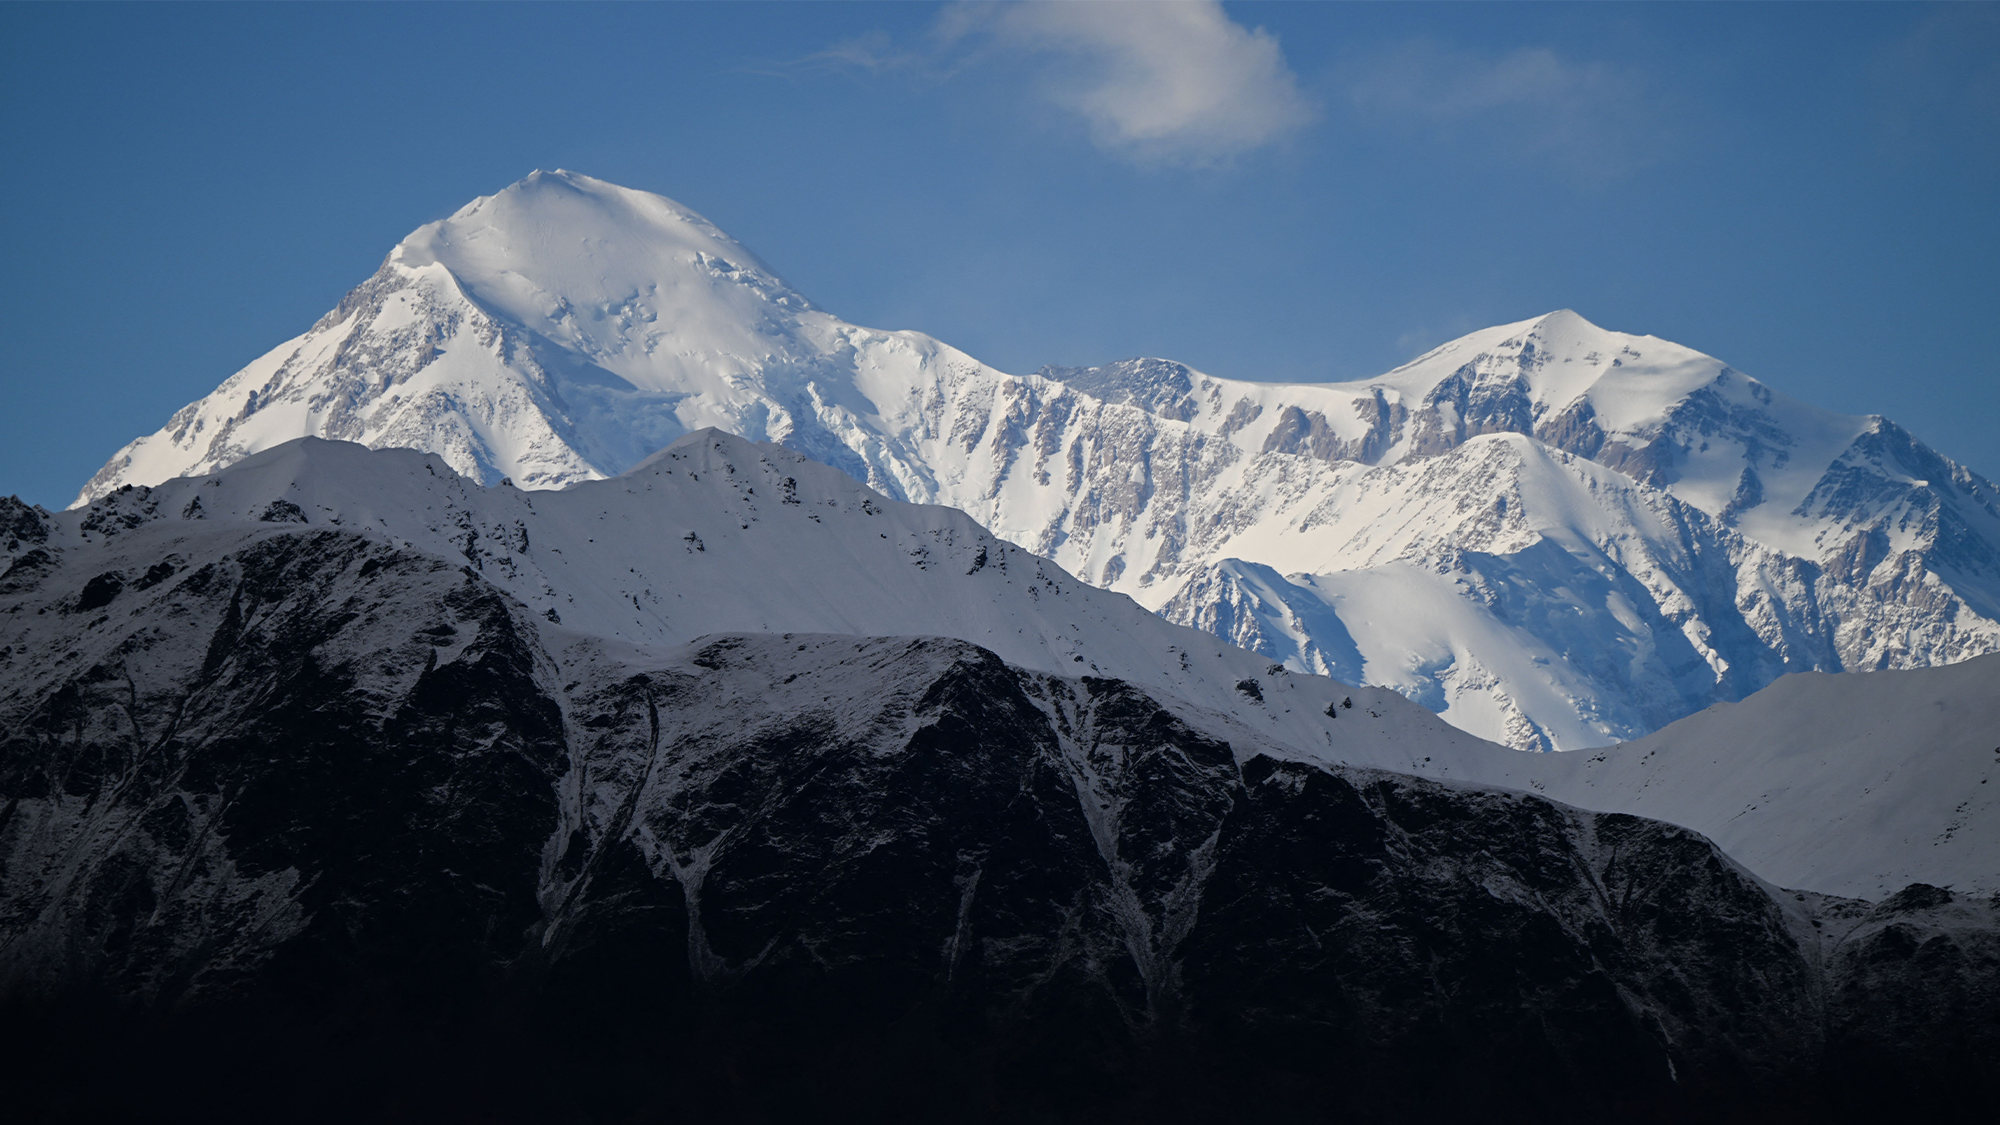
<box><xmin>791</xmin><ymin>30</ymin><xmax>924</xmax><ymax>76</ymax></box>
<box><xmin>940</xmin><ymin>1</ymin><xmax>1316</xmax><ymax>166</ymax></box>
<box><xmin>1345</xmin><ymin>41</ymin><xmax>1666</xmax><ymax>180</ymax></box>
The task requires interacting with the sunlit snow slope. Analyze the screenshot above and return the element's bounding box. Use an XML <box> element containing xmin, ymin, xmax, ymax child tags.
<box><xmin>80</xmin><ymin>171</ymin><xmax>2000</xmax><ymax>750</ymax></box>
<box><xmin>1408</xmin><ymin>655</ymin><xmax>2000</xmax><ymax>899</ymax></box>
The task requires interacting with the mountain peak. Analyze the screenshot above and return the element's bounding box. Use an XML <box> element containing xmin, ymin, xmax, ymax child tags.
<box><xmin>1522</xmin><ymin>307</ymin><xmax>1602</xmax><ymax>339</ymax></box>
<box><xmin>394</xmin><ymin>169</ymin><xmax>799</xmax><ymax>308</ymax></box>
<box><xmin>627</xmin><ymin>426</ymin><xmax>776</xmax><ymax>477</ymax></box>
<box><xmin>75</xmin><ymin>171</ymin><xmax>1011</xmax><ymax>509</ymax></box>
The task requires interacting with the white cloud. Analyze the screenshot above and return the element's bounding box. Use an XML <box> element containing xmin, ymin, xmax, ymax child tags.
<box><xmin>941</xmin><ymin>1</ymin><xmax>1317</xmax><ymax>166</ymax></box>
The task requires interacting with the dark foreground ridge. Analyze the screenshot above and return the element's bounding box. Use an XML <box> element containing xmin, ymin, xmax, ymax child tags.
<box><xmin>2</xmin><ymin>508</ymin><xmax>1997</xmax><ymax>1123</ymax></box>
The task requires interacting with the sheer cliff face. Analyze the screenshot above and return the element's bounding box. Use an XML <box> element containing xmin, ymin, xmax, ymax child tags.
<box><xmin>4</xmin><ymin>496</ymin><xmax>1994</xmax><ymax>1122</ymax></box>
<box><xmin>76</xmin><ymin>172</ymin><xmax>2000</xmax><ymax>749</ymax></box>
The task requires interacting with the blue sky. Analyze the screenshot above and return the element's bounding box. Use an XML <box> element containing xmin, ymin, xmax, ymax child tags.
<box><xmin>2</xmin><ymin>1</ymin><xmax>1996</xmax><ymax>507</ymax></box>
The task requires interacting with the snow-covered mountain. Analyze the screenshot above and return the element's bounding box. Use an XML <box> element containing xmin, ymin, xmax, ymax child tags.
<box><xmin>78</xmin><ymin>169</ymin><xmax>980</xmax><ymax>497</ymax></box>
<box><xmin>26</xmin><ymin>429</ymin><xmax>2000</xmax><ymax>900</ymax></box>
<box><xmin>78</xmin><ymin>171</ymin><xmax>2000</xmax><ymax>750</ymax></box>
<box><xmin>10</xmin><ymin>431</ymin><xmax>1998</xmax><ymax>1119</ymax></box>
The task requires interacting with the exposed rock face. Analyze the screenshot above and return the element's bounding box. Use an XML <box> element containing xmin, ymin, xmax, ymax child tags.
<box><xmin>1816</xmin><ymin>884</ymin><xmax>2000</xmax><ymax>1109</ymax></box>
<box><xmin>2</xmin><ymin>517</ymin><xmax>1993</xmax><ymax>1122</ymax></box>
